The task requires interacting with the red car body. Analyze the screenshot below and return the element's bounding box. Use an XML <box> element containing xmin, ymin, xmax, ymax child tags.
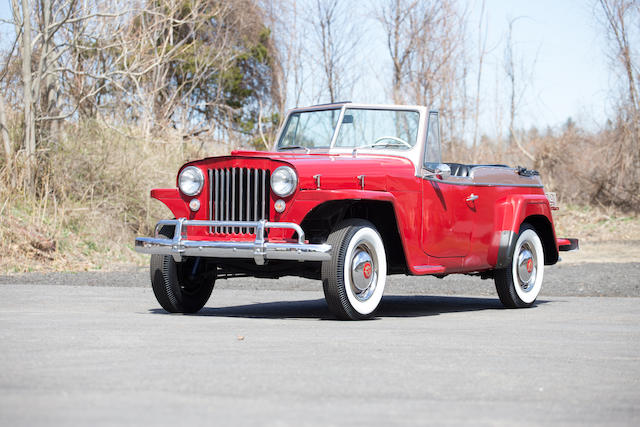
<box><xmin>153</xmin><ymin>151</ymin><xmax>564</xmax><ymax>274</ymax></box>
<box><xmin>135</xmin><ymin>103</ymin><xmax>578</xmax><ymax>319</ymax></box>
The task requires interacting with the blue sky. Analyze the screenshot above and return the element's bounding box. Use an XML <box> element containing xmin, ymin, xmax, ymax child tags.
<box><xmin>339</xmin><ymin>0</ymin><xmax>612</xmax><ymax>135</ymax></box>
<box><xmin>0</xmin><ymin>0</ymin><xmax>614</xmax><ymax>136</ymax></box>
<box><xmin>471</xmin><ymin>0</ymin><xmax>611</xmax><ymax>132</ymax></box>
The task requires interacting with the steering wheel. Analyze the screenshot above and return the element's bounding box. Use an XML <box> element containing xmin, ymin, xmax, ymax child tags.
<box><xmin>372</xmin><ymin>136</ymin><xmax>412</xmax><ymax>148</ymax></box>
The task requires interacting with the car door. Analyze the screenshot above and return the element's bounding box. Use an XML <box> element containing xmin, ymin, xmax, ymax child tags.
<box><xmin>420</xmin><ymin>111</ymin><xmax>474</xmax><ymax>258</ymax></box>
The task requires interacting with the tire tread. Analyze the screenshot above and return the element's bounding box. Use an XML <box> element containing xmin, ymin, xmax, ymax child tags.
<box><xmin>494</xmin><ymin>223</ymin><xmax>540</xmax><ymax>309</ymax></box>
<box><xmin>150</xmin><ymin>226</ymin><xmax>215</xmax><ymax>314</ymax></box>
<box><xmin>322</xmin><ymin>219</ymin><xmax>379</xmax><ymax>320</ymax></box>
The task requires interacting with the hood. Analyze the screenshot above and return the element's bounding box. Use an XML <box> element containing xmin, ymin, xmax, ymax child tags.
<box><xmin>225</xmin><ymin>150</ymin><xmax>418</xmax><ymax>191</ymax></box>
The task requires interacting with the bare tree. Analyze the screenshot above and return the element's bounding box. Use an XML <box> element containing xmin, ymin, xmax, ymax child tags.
<box><xmin>5</xmin><ymin>0</ymin><xmax>128</xmax><ymax>188</ymax></box>
<box><xmin>0</xmin><ymin>94</ymin><xmax>11</xmax><ymax>169</ymax></box>
<box><xmin>379</xmin><ymin>0</ymin><xmax>417</xmax><ymax>104</ymax></box>
<box><xmin>598</xmin><ymin>0</ymin><xmax>639</xmax><ymax>158</ymax></box>
<box><xmin>378</xmin><ymin>0</ymin><xmax>467</xmax><ymax>154</ymax></box>
<box><xmin>504</xmin><ymin>17</ymin><xmax>516</xmax><ymax>148</ymax></box>
<box><xmin>0</xmin><ymin>36</ymin><xmax>16</xmax><ymax>169</ymax></box>
<box><xmin>3</xmin><ymin>0</ymin><xmax>281</xmax><ymax>173</ymax></box>
<box><xmin>592</xmin><ymin>0</ymin><xmax>640</xmax><ymax>208</ymax></box>
<box><xmin>503</xmin><ymin>16</ymin><xmax>538</xmax><ymax>155</ymax></box>
<box><xmin>12</xmin><ymin>0</ymin><xmax>36</xmax><ymax>187</ymax></box>
<box><xmin>307</xmin><ymin>0</ymin><xmax>359</xmax><ymax>103</ymax></box>
<box><xmin>471</xmin><ymin>0</ymin><xmax>489</xmax><ymax>161</ymax></box>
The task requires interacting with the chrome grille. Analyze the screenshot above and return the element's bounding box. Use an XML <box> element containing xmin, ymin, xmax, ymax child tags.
<box><xmin>209</xmin><ymin>167</ymin><xmax>270</xmax><ymax>234</ymax></box>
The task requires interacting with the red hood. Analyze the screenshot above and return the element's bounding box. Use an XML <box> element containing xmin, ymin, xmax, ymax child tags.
<box><xmin>185</xmin><ymin>150</ymin><xmax>417</xmax><ymax>192</ymax></box>
<box><xmin>226</xmin><ymin>150</ymin><xmax>418</xmax><ymax>191</ymax></box>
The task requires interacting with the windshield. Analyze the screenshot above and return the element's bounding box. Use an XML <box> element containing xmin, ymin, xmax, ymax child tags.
<box><xmin>278</xmin><ymin>109</ymin><xmax>340</xmax><ymax>149</ymax></box>
<box><xmin>334</xmin><ymin>108</ymin><xmax>419</xmax><ymax>150</ymax></box>
<box><xmin>277</xmin><ymin>107</ymin><xmax>420</xmax><ymax>150</ymax></box>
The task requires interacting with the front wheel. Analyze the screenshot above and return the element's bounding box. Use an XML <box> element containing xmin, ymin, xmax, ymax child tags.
<box><xmin>494</xmin><ymin>224</ymin><xmax>544</xmax><ymax>308</ymax></box>
<box><xmin>151</xmin><ymin>254</ymin><xmax>217</xmax><ymax>313</ymax></box>
<box><xmin>322</xmin><ymin>219</ymin><xmax>387</xmax><ymax>320</ymax></box>
<box><xmin>150</xmin><ymin>228</ymin><xmax>216</xmax><ymax>313</ymax></box>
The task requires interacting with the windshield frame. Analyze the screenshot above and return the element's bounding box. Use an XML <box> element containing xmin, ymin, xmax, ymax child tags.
<box><xmin>275</xmin><ymin>103</ymin><xmax>426</xmax><ymax>154</ymax></box>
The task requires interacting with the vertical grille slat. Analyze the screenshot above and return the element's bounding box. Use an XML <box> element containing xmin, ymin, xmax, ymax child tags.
<box><xmin>208</xmin><ymin>169</ymin><xmax>213</xmax><ymax>233</ymax></box>
<box><xmin>238</xmin><ymin>168</ymin><xmax>244</xmax><ymax>233</ymax></box>
<box><xmin>225</xmin><ymin>169</ymin><xmax>230</xmax><ymax>234</ymax></box>
<box><xmin>215</xmin><ymin>169</ymin><xmax>220</xmax><ymax>233</ymax></box>
<box><xmin>231</xmin><ymin>168</ymin><xmax>236</xmax><ymax>233</ymax></box>
<box><xmin>261</xmin><ymin>169</ymin><xmax>266</xmax><ymax>220</ymax></box>
<box><xmin>246</xmin><ymin>168</ymin><xmax>252</xmax><ymax>232</ymax></box>
<box><xmin>208</xmin><ymin>166</ymin><xmax>270</xmax><ymax>235</ymax></box>
<box><xmin>253</xmin><ymin>169</ymin><xmax>258</xmax><ymax>223</ymax></box>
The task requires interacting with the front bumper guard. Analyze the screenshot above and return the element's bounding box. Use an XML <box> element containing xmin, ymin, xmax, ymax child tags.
<box><xmin>134</xmin><ymin>218</ymin><xmax>332</xmax><ymax>265</ymax></box>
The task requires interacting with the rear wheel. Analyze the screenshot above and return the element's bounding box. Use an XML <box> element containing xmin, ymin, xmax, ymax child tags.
<box><xmin>494</xmin><ymin>224</ymin><xmax>544</xmax><ymax>308</ymax></box>
<box><xmin>322</xmin><ymin>219</ymin><xmax>387</xmax><ymax>320</ymax></box>
<box><xmin>150</xmin><ymin>227</ymin><xmax>216</xmax><ymax>313</ymax></box>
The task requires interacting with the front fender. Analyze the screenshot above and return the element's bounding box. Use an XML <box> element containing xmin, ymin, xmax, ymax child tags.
<box><xmin>151</xmin><ymin>188</ymin><xmax>190</xmax><ymax>219</ymax></box>
<box><xmin>280</xmin><ymin>189</ymin><xmax>427</xmax><ymax>274</ymax></box>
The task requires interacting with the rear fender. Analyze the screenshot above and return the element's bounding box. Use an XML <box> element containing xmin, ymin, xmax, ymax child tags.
<box><xmin>491</xmin><ymin>194</ymin><xmax>559</xmax><ymax>267</ymax></box>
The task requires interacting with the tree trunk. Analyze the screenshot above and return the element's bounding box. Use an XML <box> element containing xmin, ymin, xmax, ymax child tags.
<box><xmin>42</xmin><ymin>0</ymin><xmax>60</xmax><ymax>148</ymax></box>
<box><xmin>20</xmin><ymin>0</ymin><xmax>35</xmax><ymax>189</ymax></box>
<box><xmin>0</xmin><ymin>94</ymin><xmax>11</xmax><ymax>171</ymax></box>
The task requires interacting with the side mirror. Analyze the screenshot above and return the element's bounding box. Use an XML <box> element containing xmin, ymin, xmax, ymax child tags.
<box><xmin>423</xmin><ymin>163</ymin><xmax>451</xmax><ymax>180</ymax></box>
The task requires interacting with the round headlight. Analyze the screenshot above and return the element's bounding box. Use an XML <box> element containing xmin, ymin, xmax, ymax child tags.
<box><xmin>270</xmin><ymin>166</ymin><xmax>298</xmax><ymax>197</ymax></box>
<box><xmin>178</xmin><ymin>166</ymin><xmax>204</xmax><ymax>196</ymax></box>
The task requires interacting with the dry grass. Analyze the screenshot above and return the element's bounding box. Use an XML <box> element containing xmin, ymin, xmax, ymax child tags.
<box><xmin>1</xmin><ymin>120</ymin><xmax>638</xmax><ymax>274</ymax></box>
<box><xmin>553</xmin><ymin>203</ymin><xmax>640</xmax><ymax>245</ymax></box>
<box><xmin>0</xmin><ymin>120</ymin><xmax>229</xmax><ymax>274</ymax></box>
<box><xmin>2</xmin><ymin>198</ymin><xmax>637</xmax><ymax>274</ymax></box>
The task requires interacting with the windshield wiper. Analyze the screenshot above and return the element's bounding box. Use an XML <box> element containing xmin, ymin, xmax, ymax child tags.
<box><xmin>279</xmin><ymin>145</ymin><xmax>311</xmax><ymax>153</ymax></box>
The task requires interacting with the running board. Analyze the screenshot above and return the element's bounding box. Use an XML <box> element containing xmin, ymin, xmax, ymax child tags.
<box><xmin>414</xmin><ymin>265</ymin><xmax>447</xmax><ymax>274</ymax></box>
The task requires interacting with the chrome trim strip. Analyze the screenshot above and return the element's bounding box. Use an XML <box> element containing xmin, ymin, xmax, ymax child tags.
<box><xmin>135</xmin><ymin>218</ymin><xmax>331</xmax><ymax>265</ymax></box>
<box><xmin>422</xmin><ymin>176</ymin><xmax>544</xmax><ymax>188</ymax></box>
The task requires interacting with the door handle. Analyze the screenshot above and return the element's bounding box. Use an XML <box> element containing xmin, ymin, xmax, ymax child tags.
<box><xmin>466</xmin><ymin>194</ymin><xmax>479</xmax><ymax>202</ymax></box>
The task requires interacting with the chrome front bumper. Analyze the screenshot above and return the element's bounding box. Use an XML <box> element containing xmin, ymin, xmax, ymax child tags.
<box><xmin>134</xmin><ymin>218</ymin><xmax>331</xmax><ymax>265</ymax></box>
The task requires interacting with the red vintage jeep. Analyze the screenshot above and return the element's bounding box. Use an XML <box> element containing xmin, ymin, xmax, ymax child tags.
<box><xmin>135</xmin><ymin>102</ymin><xmax>578</xmax><ymax>320</ymax></box>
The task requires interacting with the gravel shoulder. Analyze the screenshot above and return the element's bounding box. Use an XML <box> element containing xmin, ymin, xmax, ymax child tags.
<box><xmin>2</xmin><ymin>261</ymin><xmax>639</xmax><ymax>297</ymax></box>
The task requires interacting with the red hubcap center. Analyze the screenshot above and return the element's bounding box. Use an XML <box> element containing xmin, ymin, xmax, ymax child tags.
<box><xmin>363</xmin><ymin>262</ymin><xmax>372</xmax><ymax>279</ymax></box>
<box><xmin>526</xmin><ymin>258</ymin><xmax>533</xmax><ymax>273</ymax></box>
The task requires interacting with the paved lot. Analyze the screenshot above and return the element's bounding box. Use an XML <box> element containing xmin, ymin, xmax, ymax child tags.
<box><xmin>1</xmin><ymin>265</ymin><xmax>640</xmax><ymax>426</ymax></box>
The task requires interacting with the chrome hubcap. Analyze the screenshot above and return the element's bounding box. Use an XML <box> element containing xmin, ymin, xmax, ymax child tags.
<box><xmin>350</xmin><ymin>242</ymin><xmax>377</xmax><ymax>301</ymax></box>
<box><xmin>516</xmin><ymin>242</ymin><xmax>537</xmax><ymax>292</ymax></box>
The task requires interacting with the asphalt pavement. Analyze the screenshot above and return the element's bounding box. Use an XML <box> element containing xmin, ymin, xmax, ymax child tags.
<box><xmin>1</xmin><ymin>263</ymin><xmax>639</xmax><ymax>426</ymax></box>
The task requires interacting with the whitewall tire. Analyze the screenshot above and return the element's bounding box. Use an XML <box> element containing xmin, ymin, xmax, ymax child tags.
<box><xmin>495</xmin><ymin>224</ymin><xmax>544</xmax><ymax>308</ymax></box>
<box><xmin>322</xmin><ymin>219</ymin><xmax>387</xmax><ymax>320</ymax></box>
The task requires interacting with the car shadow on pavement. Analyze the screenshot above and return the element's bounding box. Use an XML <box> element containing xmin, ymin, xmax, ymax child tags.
<box><xmin>149</xmin><ymin>295</ymin><xmax>549</xmax><ymax>320</ymax></box>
